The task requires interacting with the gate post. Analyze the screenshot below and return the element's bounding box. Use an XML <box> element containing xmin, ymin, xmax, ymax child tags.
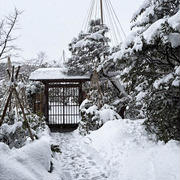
<box><xmin>44</xmin><ymin>82</ymin><xmax>49</xmax><ymax>124</ymax></box>
<box><xmin>79</xmin><ymin>82</ymin><xmax>83</xmax><ymax>105</ymax></box>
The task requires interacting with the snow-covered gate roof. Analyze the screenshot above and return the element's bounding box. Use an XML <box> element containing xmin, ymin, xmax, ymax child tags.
<box><xmin>29</xmin><ymin>68</ymin><xmax>90</xmax><ymax>82</ymax></box>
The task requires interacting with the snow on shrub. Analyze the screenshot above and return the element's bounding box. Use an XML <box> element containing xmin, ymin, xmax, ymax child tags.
<box><xmin>110</xmin><ymin>0</ymin><xmax>180</xmax><ymax>142</ymax></box>
<box><xmin>99</xmin><ymin>104</ymin><xmax>121</xmax><ymax>124</ymax></box>
<box><xmin>79</xmin><ymin>99</ymin><xmax>120</xmax><ymax>135</ymax></box>
<box><xmin>0</xmin><ymin>110</ymin><xmax>47</xmax><ymax>148</ymax></box>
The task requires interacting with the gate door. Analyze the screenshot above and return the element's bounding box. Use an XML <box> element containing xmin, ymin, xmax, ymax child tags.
<box><xmin>48</xmin><ymin>84</ymin><xmax>80</xmax><ymax>125</ymax></box>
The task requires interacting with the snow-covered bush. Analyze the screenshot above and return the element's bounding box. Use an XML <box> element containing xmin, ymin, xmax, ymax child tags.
<box><xmin>79</xmin><ymin>99</ymin><xmax>101</xmax><ymax>135</ymax></box>
<box><xmin>66</xmin><ymin>19</ymin><xmax>126</xmax><ymax>135</ymax></box>
<box><xmin>65</xmin><ymin>19</ymin><xmax>110</xmax><ymax>75</ymax></box>
<box><xmin>144</xmin><ymin>67</ymin><xmax>180</xmax><ymax>142</ymax></box>
<box><xmin>0</xmin><ymin>64</ymin><xmax>47</xmax><ymax>148</ymax></box>
<box><xmin>26</xmin><ymin>81</ymin><xmax>44</xmax><ymax>112</ymax></box>
<box><xmin>26</xmin><ymin>81</ymin><xmax>44</xmax><ymax>95</ymax></box>
<box><xmin>99</xmin><ymin>104</ymin><xmax>121</xmax><ymax>123</ymax></box>
<box><xmin>79</xmin><ymin>99</ymin><xmax>120</xmax><ymax>135</ymax></box>
<box><xmin>111</xmin><ymin>0</ymin><xmax>180</xmax><ymax>142</ymax></box>
<box><xmin>0</xmin><ymin>110</ymin><xmax>47</xmax><ymax>148</ymax></box>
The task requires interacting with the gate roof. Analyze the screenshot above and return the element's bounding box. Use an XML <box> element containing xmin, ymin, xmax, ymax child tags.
<box><xmin>29</xmin><ymin>68</ymin><xmax>90</xmax><ymax>82</ymax></box>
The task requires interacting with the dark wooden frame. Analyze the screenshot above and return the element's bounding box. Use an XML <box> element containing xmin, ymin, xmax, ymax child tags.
<box><xmin>32</xmin><ymin>78</ymin><xmax>90</xmax><ymax>130</ymax></box>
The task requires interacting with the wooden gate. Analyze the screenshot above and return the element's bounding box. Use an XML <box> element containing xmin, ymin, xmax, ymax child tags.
<box><xmin>29</xmin><ymin>67</ymin><xmax>90</xmax><ymax>131</ymax></box>
<box><xmin>45</xmin><ymin>82</ymin><xmax>83</xmax><ymax>129</ymax></box>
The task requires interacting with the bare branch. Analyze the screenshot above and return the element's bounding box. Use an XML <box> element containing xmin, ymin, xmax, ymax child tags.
<box><xmin>0</xmin><ymin>9</ymin><xmax>21</xmax><ymax>60</ymax></box>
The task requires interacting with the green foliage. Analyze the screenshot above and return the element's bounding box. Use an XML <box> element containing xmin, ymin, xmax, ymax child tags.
<box><xmin>79</xmin><ymin>99</ymin><xmax>102</xmax><ymax>136</ymax></box>
<box><xmin>115</xmin><ymin>0</ymin><xmax>180</xmax><ymax>142</ymax></box>
<box><xmin>144</xmin><ymin>72</ymin><xmax>180</xmax><ymax>142</ymax></box>
<box><xmin>65</xmin><ymin>19</ymin><xmax>110</xmax><ymax>75</ymax></box>
<box><xmin>0</xmin><ymin>110</ymin><xmax>47</xmax><ymax>148</ymax></box>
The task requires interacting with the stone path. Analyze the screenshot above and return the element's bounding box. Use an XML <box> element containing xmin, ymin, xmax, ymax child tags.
<box><xmin>51</xmin><ymin>132</ymin><xmax>109</xmax><ymax>180</ymax></box>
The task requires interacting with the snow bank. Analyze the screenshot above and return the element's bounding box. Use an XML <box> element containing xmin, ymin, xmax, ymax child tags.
<box><xmin>99</xmin><ymin>104</ymin><xmax>121</xmax><ymax>123</ymax></box>
<box><xmin>86</xmin><ymin>119</ymin><xmax>180</xmax><ymax>180</ymax></box>
<box><xmin>0</xmin><ymin>135</ymin><xmax>61</xmax><ymax>180</ymax></box>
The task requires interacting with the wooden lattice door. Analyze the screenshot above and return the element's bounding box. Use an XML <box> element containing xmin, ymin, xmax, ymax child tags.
<box><xmin>48</xmin><ymin>84</ymin><xmax>80</xmax><ymax>125</ymax></box>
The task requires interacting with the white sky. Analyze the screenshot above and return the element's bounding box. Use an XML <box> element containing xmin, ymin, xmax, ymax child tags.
<box><xmin>0</xmin><ymin>0</ymin><xmax>144</xmax><ymax>62</ymax></box>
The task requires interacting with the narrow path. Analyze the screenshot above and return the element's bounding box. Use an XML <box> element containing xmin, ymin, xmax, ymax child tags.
<box><xmin>51</xmin><ymin>132</ymin><xmax>109</xmax><ymax>180</ymax></box>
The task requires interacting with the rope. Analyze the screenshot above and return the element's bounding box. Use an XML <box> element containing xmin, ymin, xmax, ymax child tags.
<box><xmin>107</xmin><ymin>0</ymin><xmax>123</xmax><ymax>43</ymax></box>
<box><xmin>107</xmin><ymin>0</ymin><xmax>126</xmax><ymax>38</ymax></box>
<box><xmin>82</xmin><ymin>0</ymin><xmax>95</xmax><ymax>32</ymax></box>
<box><xmin>87</xmin><ymin>0</ymin><xmax>95</xmax><ymax>29</ymax></box>
<box><xmin>95</xmin><ymin>0</ymin><xmax>98</xmax><ymax>20</ymax></box>
<box><xmin>82</xmin><ymin>0</ymin><xmax>126</xmax><ymax>45</ymax></box>
<box><xmin>104</xmin><ymin>0</ymin><xmax>119</xmax><ymax>44</ymax></box>
<box><xmin>103</xmin><ymin>0</ymin><xmax>115</xmax><ymax>45</ymax></box>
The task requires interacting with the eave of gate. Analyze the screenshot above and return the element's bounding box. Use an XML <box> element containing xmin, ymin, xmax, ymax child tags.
<box><xmin>48</xmin><ymin>84</ymin><xmax>80</xmax><ymax>88</ymax></box>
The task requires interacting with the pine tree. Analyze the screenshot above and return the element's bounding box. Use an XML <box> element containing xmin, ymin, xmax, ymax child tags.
<box><xmin>65</xmin><ymin>19</ymin><xmax>110</xmax><ymax>75</ymax></box>
<box><xmin>114</xmin><ymin>0</ymin><xmax>180</xmax><ymax>141</ymax></box>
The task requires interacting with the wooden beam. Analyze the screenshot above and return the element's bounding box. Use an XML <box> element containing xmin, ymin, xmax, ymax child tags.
<box><xmin>100</xmin><ymin>0</ymin><xmax>104</xmax><ymax>24</ymax></box>
<box><xmin>79</xmin><ymin>82</ymin><xmax>83</xmax><ymax>105</ymax></box>
<box><xmin>13</xmin><ymin>87</ymin><xmax>34</xmax><ymax>141</ymax></box>
<box><xmin>44</xmin><ymin>83</ymin><xmax>49</xmax><ymax>124</ymax></box>
<box><xmin>0</xmin><ymin>89</ymin><xmax>13</xmax><ymax>126</ymax></box>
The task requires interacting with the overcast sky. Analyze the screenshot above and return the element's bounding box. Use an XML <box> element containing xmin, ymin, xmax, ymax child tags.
<box><xmin>0</xmin><ymin>0</ymin><xmax>144</xmax><ymax>62</ymax></box>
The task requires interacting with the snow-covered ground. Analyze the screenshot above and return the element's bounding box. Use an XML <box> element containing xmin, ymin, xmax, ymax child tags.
<box><xmin>0</xmin><ymin>119</ymin><xmax>179</xmax><ymax>180</ymax></box>
<box><xmin>52</xmin><ymin>132</ymin><xmax>108</xmax><ymax>180</ymax></box>
<box><xmin>0</xmin><ymin>135</ymin><xmax>62</xmax><ymax>180</ymax></box>
<box><xmin>52</xmin><ymin>118</ymin><xmax>180</xmax><ymax>180</ymax></box>
<box><xmin>85</xmin><ymin>119</ymin><xmax>180</xmax><ymax>180</ymax></box>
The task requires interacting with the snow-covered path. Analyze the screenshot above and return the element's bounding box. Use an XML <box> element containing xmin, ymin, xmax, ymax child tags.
<box><xmin>49</xmin><ymin>120</ymin><xmax>180</xmax><ymax>180</ymax></box>
<box><xmin>52</xmin><ymin>132</ymin><xmax>109</xmax><ymax>180</ymax></box>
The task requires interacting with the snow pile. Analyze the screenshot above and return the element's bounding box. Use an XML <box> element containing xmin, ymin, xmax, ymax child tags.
<box><xmin>0</xmin><ymin>135</ymin><xmax>61</xmax><ymax>180</ymax></box>
<box><xmin>74</xmin><ymin>39</ymin><xmax>91</xmax><ymax>49</ymax></box>
<box><xmin>131</xmin><ymin>2</ymin><xmax>154</xmax><ymax>30</ymax></box>
<box><xmin>131</xmin><ymin>0</ymin><xmax>150</xmax><ymax>22</ymax></box>
<box><xmin>79</xmin><ymin>100</ymin><xmax>121</xmax><ymax>135</ymax></box>
<box><xmin>168</xmin><ymin>33</ymin><xmax>180</xmax><ymax>48</ymax></box>
<box><xmin>86</xmin><ymin>119</ymin><xmax>180</xmax><ymax>180</ymax></box>
<box><xmin>0</xmin><ymin>121</ymin><xmax>22</xmax><ymax>134</ymax></box>
<box><xmin>99</xmin><ymin>104</ymin><xmax>121</xmax><ymax>123</ymax></box>
<box><xmin>88</xmin><ymin>31</ymin><xmax>104</xmax><ymax>41</ymax></box>
<box><xmin>83</xmin><ymin>103</ymin><xmax>121</xmax><ymax>124</ymax></box>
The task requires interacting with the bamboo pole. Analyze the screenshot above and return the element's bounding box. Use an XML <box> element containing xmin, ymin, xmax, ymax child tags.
<box><xmin>13</xmin><ymin>87</ymin><xmax>34</xmax><ymax>141</ymax></box>
<box><xmin>0</xmin><ymin>89</ymin><xmax>13</xmax><ymax>126</ymax></box>
<box><xmin>0</xmin><ymin>61</ymin><xmax>34</xmax><ymax>141</ymax></box>
<box><xmin>100</xmin><ymin>0</ymin><xmax>104</xmax><ymax>24</ymax></box>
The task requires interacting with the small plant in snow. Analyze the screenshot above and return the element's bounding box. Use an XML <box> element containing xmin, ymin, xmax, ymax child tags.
<box><xmin>0</xmin><ymin>111</ymin><xmax>47</xmax><ymax>148</ymax></box>
<box><xmin>79</xmin><ymin>99</ymin><xmax>121</xmax><ymax>135</ymax></box>
<box><xmin>79</xmin><ymin>99</ymin><xmax>102</xmax><ymax>136</ymax></box>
